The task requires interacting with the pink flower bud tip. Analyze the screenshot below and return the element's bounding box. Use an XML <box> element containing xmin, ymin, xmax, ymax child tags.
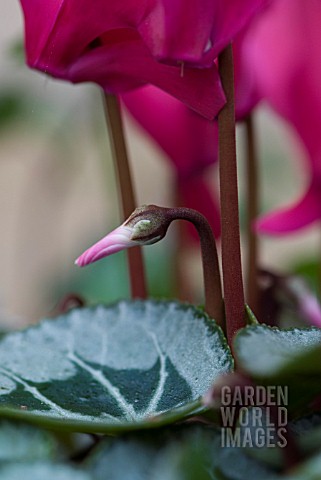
<box><xmin>75</xmin><ymin>225</ymin><xmax>134</xmax><ymax>267</ymax></box>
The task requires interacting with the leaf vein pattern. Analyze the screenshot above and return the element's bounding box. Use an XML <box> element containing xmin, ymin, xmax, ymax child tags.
<box><xmin>142</xmin><ymin>330</ymin><xmax>168</xmax><ymax>416</ymax></box>
<box><xmin>68</xmin><ymin>352</ymin><xmax>137</xmax><ymax>421</ymax></box>
<box><xmin>0</xmin><ymin>367</ymin><xmax>73</xmax><ymax>417</ymax></box>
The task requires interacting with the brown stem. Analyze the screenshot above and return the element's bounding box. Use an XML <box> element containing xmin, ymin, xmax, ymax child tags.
<box><xmin>102</xmin><ymin>93</ymin><xmax>147</xmax><ymax>298</ymax></box>
<box><xmin>218</xmin><ymin>44</ymin><xmax>245</xmax><ymax>345</ymax></box>
<box><xmin>245</xmin><ymin>114</ymin><xmax>259</xmax><ymax>315</ymax></box>
<box><xmin>167</xmin><ymin>207</ymin><xmax>224</xmax><ymax>330</ymax></box>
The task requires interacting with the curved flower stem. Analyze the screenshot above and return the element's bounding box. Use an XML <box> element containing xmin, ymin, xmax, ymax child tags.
<box><xmin>103</xmin><ymin>93</ymin><xmax>147</xmax><ymax>298</ymax></box>
<box><xmin>218</xmin><ymin>44</ymin><xmax>245</xmax><ymax>346</ymax></box>
<box><xmin>76</xmin><ymin>202</ymin><xmax>223</xmax><ymax>328</ymax></box>
<box><xmin>245</xmin><ymin>114</ymin><xmax>259</xmax><ymax>315</ymax></box>
<box><xmin>166</xmin><ymin>207</ymin><xmax>224</xmax><ymax>330</ymax></box>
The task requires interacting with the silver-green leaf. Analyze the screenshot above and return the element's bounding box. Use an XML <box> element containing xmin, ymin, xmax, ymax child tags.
<box><xmin>234</xmin><ymin>325</ymin><xmax>321</xmax><ymax>378</ymax></box>
<box><xmin>0</xmin><ymin>300</ymin><xmax>232</xmax><ymax>433</ymax></box>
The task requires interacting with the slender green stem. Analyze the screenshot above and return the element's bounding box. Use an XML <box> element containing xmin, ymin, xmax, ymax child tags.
<box><xmin>245</xmin><ymin>114</ymin><xmax>259</xmax><ymax>315</ymax></box>
<box><xmin>103</xmin><ymin>93</ymin><xmax>147</xmax><ymax>298</ymax></box>
<box><xmin>167</xmin><ymin>207</ymin><xmax>224</xmax><ymax>330</ymax></box>
<box><xmin>218</xmin><ymin>44</ymin><xmax>245</xmax><ymax>345</ymax></box>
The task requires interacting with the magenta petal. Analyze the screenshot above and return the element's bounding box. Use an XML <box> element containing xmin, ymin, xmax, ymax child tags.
<box><xmin>243</xmin><ymin>0</ymin><xmax>321</xmax><ymax>169</ymax></box>
<box><xmin>140</xmin><ymin>0</ymin><xmax>216</xmax><ymax>65</ymax></box>
<box><xmin>68</xmin><ymin>36</ymin><xmax>225</xmax><ymax>119</ymax></box>
<box><xmin>20</xmin><ymin>0</ymin><xmax>150</xmax><ymax>68</ymax></box>
<box><xmin>233</xmin><ymin>31</ymin><xmax>262</xmax><ymax>120</ymax></box>
<box><xmin>19</xmin><ymin>0</ymin><xmax>226</xmax><ymax>119</ymax></box>
<box><xmin>122</xmin><ymin>85</ymin><xmax>219</xmax><ymax>175</ymax></box>
<box><xmin>140</xmin><ymin>0</ymin><xmax>272</xmax><ymax>66</ymax></box>
<box><xmin>209</xmin><ymin>0</ymin><xmax>272</xmax><ymax>60</ymax></box>
<box><xmin>256</xmin><ymin>182</ymin><xmax>321</xmax><ymax>235</ymax></box>
<box><xmin>75</xmin><ymin>225</ymin><xmax>134</xmax><ymax>267</ymax></box>
<box><xmin>20</xmin><ymin>0</ymin><xmax>64</xmax><ymax>66</ymax></box>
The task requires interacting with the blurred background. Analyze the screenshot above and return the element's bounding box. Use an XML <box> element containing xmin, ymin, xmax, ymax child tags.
<box><xmin>0</xmin><ymin>1</ymin><xmax>319</xmax><ymax>328</ymax></box>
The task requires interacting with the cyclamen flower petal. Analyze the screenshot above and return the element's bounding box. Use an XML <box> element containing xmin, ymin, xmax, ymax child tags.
<box><xmin>75</xmin><ymin>225</ymin><xmax>136</xmax><ymax>267</ymax></box>
<box><xmin>140</xmin><ymin>0</ymin><xmax>273</xmax><ymax>66</ymax></box>
<box><xmin>243</xmin><ymin>0</ymin><xmax>321</xmax><ymax>163</ymax></box>
<box><xmin>285</xmin><ymin>277</ymin><xmax>321</xmax><ymax>328</ymax></box>
<box><xmin>300</xmin><ymin>293</ymin><xmax>321</xmax><ymax>328</ymax></box>
<box><xmin>68</xmin><ymin>35</ymin><xmax>225</xmax><ymax>119</ymax></box>
<box><xmin>241</xmin><ymin>0</ymin><xmax>321</xmax><ymax>233</ymax></box>
<box><xmin>122</xmin><ymin>86</ymin><xmax>219</xmax><ymax>178</ymax></box>
<box><xmin>19</xmin><ymin>0</ymin><xmax>272</xmax><ymax>118</ymax></box>
<box><xmin>233</xmin><ymin>31</ymin><xmax>262</xmax><ymax>120</ymax></box>
<box><xmin>19</xmin><ymin>0</ymin><xmax>228</xmax><ymax>119</ymax></box>
<box><xmin>256</xmin><ymin>181</ymin><xmax>321</xmax><ymax>234</ymax></box>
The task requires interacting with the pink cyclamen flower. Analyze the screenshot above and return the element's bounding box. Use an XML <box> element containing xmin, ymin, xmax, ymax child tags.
<box><xmin>19</xmin><ymin>0</ymin><xmax>271</xmax><ymax>119</ymax></box>
<box><xmin>239</xmin><ymin>0</ymin><xmax>321</xmax><ymax>234</ymax></box>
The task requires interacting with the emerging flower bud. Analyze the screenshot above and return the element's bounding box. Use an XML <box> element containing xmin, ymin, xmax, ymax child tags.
<box><xmin>75</xmin><ymin>205</ymin><xmax>170</xmax><ymax>267</ymax></box>
<box><xmin>75</xmin><ymin>203</ymin><xmax>223</xmax><ymax>329</ymax></box>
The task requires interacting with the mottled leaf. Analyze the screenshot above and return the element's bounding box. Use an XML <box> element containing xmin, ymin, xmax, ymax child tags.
<box><xmin>234</xmin><ymin>325</ymin><xmax>321</xmax><ymax>378</ymax></box>
<box><xmin>0</xmin><ymin>300</ymin><xmax>232</xmax><ymax>432</ymax></box>
<box><xmin>0</xmin><ymin>463</ymin><xmax>92</xmax><ymax>480</ymax></box>
<box><xmin>282</xmin><ymin>452</ymin><xmax>321</xmax><ymax>480</ymax></box>
<box><xmin>0</xmin><ymin>420</ymin><xmax>92</xmax><ymax>479</ymax></box>
<box><xmin>87</xmin><ymin>427</ymin><xmax>216</xmax><ymax>480</ymax></box>
<box><xmin>86</xmin><ymin>426</ymin><xmax>279</xmax><ymax>480</ymax></box>
<box><xmin>234</xmin><ymin>325</ymin><xmax>321</xmax><ymax>414</ymax></box>
<box><xmin>0</xmin><ymin>420</ymin><xmax>58</xmax><ymax>462</ymax></box>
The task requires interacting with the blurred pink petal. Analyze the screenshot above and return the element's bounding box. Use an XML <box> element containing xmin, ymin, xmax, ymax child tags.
<box><xmin>256</xmin><ymin>181</ymin><xmax>321</xmax><ymax>235</ymax></box>
<box><xmin>75</xmin><ymin>225</ymin><xmax>135</xmax><ymax>267</ymax></box>
<box><xmin>122</xmin><ymin>86</ymin><xmax>218</xmax><ymax>176</ymax></box>
<box><xmin>300</xmin><ymin>294</ymin><xmax>321</xmax><ymax>328</ymax></box>
<box><xmin>241</xmin><ymin>0</ymin><xmax>321</xmax><ymax>233</ymax></box>
<box><xmin>244</xmin><ymin>0</ymin><xmax>321</xmax><ymax>167</ymax></box>
<box><xmin>233</xmin><ymin>31</ymin><xmax>262</xmax><ymax>120</ymax></box>
<box><xmin>285</xmin><ymin>277</ymin><xmax>321</xmax><ymax>328</ymax></box>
